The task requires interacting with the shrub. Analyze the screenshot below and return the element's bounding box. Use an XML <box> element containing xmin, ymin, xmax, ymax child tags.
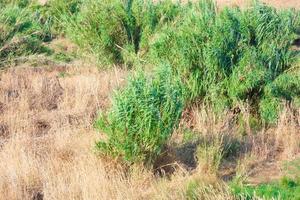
<box><xmin>64</xmin><ymin>0</ymin><xmax>183</xmax><ymax>66</ymax></box>
<box><xmin>231</xmin><ymin>177</ymin><xmax>300</xmax><ymax>200</ymax></box>
<box><xmin>37</xmin><ymin>0</ymin><xmax>83</xmax><ymax>35</ymax></box>
<box><xmin>0</xmin><ymin>1</ymin><xmax>53</xmax><ymax>66</ymax></box>
<box><xmin>147</xmin><ymin>0</ymin><xmax>216</xmax><ymax>100</ymax></box>
<box><xmin>94</xmin><ymin>0</ymin><xmax>300</xmax><ymax>165</ymax></box>
<box><xmin>95</xmin><ymin>66</ymin><xmax>185</xmax><ymax>165</ymax></box>
<box><xmin>258</xmin><ymin>69</ymin><xmax>300</xmax><ymax>123</ymax></box>
<box><xmin>147</xmin><ymin>0</ymin><xmax>300</xmax><ymax>123</ymax></box>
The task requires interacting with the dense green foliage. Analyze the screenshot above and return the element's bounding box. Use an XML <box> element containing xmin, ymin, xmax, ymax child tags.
<box><xmin>146</xmin><ymin>1</ymin><xmax>300</xmax><ymax>122</ymax></box>
<box><xmin>42</xmin><ymin>0</ymin><xmax>82</xmax><ymax>33</ymax></box>
<box><xmin>231</xmin><ymin>177</ymin><xmax>300</xmax><ymax>200</ymax></box>
<box><xmin>0</xmin><ymin>0</ymin><xmax>83</xmax><ymax>66</ymax></box>
<box><xmin>1</xmin><ymin>0</ymin><xmax>299</xmax><ymax>167</ymax></box>
<box><xmin>65</xmin><ymin>0</ymin><xmax>182</xmax><ymax>65</ymax></box>
<box><xmin>94</xmin><ymin>0</ymin><xmax>300</xmax><ymax>165</ymax></box>
<box><xmin>0</xmin><ymin>1</ymin><xmax>52</xmax><ymax>65</ymax></box>
<box><xmin>95</xmin><ymin>66</ymin><xmax>185</xmax><ymax>164</ymax></box>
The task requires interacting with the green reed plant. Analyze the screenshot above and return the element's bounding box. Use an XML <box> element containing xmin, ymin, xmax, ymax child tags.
<box><xmin>95</xmin><ymin>66</ymin><xmax>185</xmax><ymax>165</ymax></box>
<box><xmin>0</xmin><ymin>2</ymin><xmax>53</xmax><ymax>65</ymax></box>
<box><xmin>37</xmin><ymin>0</ymin><xmax>82</xmax><ymax>35</ymax></box>
<box><xmin>64</xmin><ymin>0</ymin><xmax>183</xmax><ymax>66</ymax></box>
<box><xmin>94</xmin><ymin>0</ymin><xmax>300</xmax><ymax>165</ymax></box>
<box><xmin>147</xmin><ymin>0</ymin><xmax>300</xmax><ymax>123</ymax></box>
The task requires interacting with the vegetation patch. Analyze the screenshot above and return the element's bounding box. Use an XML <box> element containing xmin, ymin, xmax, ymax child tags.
<box><xmin>146</xmin><ymin>1</ymin><xmax>300</xmax><ymax>123</ymax></box>
<box><xmin>231</xmin><ymin>177</ymin><xmax>300</xmax><ymax>200</ymax></box>
<box><xmin>0</xmin><ymin>1</ymin><xmax>53</xmax><ymax>66</ymax></box>
<box><xmin>0</xmin><ymin>0</ymin><xmax>81</xmax><ymax>67</ymax></box>
<box><xmin>1</xmin><ymin>0</ymin><xmax>300</xmax><ymax>199</ymax></box>
<box><xmin>95</xmin><ymin>66</ymin><xmax>185</xmax><ymax>165</ymax></box>
<box><xmin>64</xmin><ymin>0</ymin><xmax>183</xmax><ymax>65</ymax></box>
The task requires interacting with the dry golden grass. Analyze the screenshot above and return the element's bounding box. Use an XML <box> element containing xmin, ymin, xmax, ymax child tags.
<box><xmin>1</xmin><ymin>0</ymin><xmax>300</xmax><ymax>199</ymax></box>
<box><xmin>0</xmin><ymin>62</ymin><xmax>299</xmax><ymax>199</ymax></box>
<box><xmin>0</xmin><ymin>65</ymin><xmax>135</xmax><ymax>200</ymax></box>
<box><xmin>0</xmin><ymin>64</ymin><xmax>236</xmax><ymax>200</ymax></box>
<box><xmin>180</xmin><ymin>104</ymin><xmax>300</xmax><ymax>182</ymax></box>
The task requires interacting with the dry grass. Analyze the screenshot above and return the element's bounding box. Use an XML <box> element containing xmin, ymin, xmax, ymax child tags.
<box><xmin>1</xmin><ymin>0</ymin><xmax>300</xmax><ymax>199</ymax></box>
<box><xmin>185</xmin><ymin>105</ymin><xmax>300</xmax><ymax>183</ymax></box>
<box><xmin>0</xmin><ymin>63</ymin><xmax>299</xmax><ymax>199</ymax></box>
<box><xmin>0</xmin><ymin>64</ymin><xmax>235</xmax><ymax>200</ymax></box>
<box><xmin>0</xmin><ymin>64</ymin><xmax>133</xmax><ymax>200</ymax></box>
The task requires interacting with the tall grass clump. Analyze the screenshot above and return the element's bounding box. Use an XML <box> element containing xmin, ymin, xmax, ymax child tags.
<box><xmin>0</xmin><ymin>1</ymin><xmax>53</xmax><ymax>66</ymax></box>
<box><xmin>94</xmin><ymin>0</ymin><xmax>300</xmax><ymax>166</ymax></box>
<box><xmin>64</xmin><ymin>0</ymin><xmax>183</xmax><ymax>66</ymax></box>
<box><xmin>38</xmin><ymin>0</ymin><xmax>82</xmax><ymax>35</ymax></box>
<box><xmin>147</xmin><ymin>0</ymin><xmax>216</xmax><ymax>100</ymax></box>
<box><xmin>95</xmin><ymin>66</ymin><xmax>185</xmax><ymax>165</ymax></box>
<box><xmin>147</xmin><ymin>0</ymin><xmax>300</xmax><ymax>123</ymax></box>
<box><xmin>231</xmin><ymin>177</ymin><xmax>300</xmax><ymax>200</ymax></box>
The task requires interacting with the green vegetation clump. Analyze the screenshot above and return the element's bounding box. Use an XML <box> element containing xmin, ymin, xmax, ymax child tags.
<box><xmin>95</xmin><ymin>66</ymin><xmax>185</xmax><ymax>165</ymax></box>
<box><xmin>40</xmin><ymin>0</ymin><xmax>82</xmax><ymax>34</ymax></box>
<box><xmin>259</xmin><ymin>71</ymin><xmax>300</xmax><ymax>123</ymax></box>
<box><xmin>146</xmin><ymin>1</ymin><xmax>300</xmax><ymax>123</ymax></box>
<box><xmin>0</xmin><ymin>0</ymin><xmax>83</xmax><ymax>66</ymax></box>
<box><xmin>231</xmin><ymin>177</ymin><xmax>300</xmax><ymax>200</ymax></box>
<box><xmin>94</xmin><ymin>0</ymin><xmax>300</xmax><ymax>164</ymax></box>
<box><xmin>0</xmin><ymin>1</ymin><xmax>52</xmax><ymax>65</ymax></box>
<box><xmin>1</xmin><ymin>0</ymin><xmax>299</xmax><ymax>168</ymax></box>
<box><xmin>64</xmin><ymin>0</ymin><xmax>183</xmax><ymax>65</ymax></box>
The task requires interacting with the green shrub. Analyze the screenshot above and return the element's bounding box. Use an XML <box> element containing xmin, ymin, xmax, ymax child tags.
<box><xmin>0</xmin><ymin>0</ymin><xmax>83</xmax><ymax>66</ymax></box>
<box><xmin>94</xmin><ymin>0</ymin><xmax>300</xmax><ymax>165</ymax></box>
<box><xmin>147</xmin><ymin>0</ymin><xmax>300</xmax><ymax>123</ymax></box>
<box><xmin>37</xmin><ymin>0</ymin><xmax>83</xmax><ymax>35</ymax></box>
<box><xmin>64</xmin><ymin>0</ymin><xmax>183</xmax><ymax>66</ymax></box>
<box><xmin>258</xmin><ymin>71</ymin><xmax>300</xmax><ymax>123</ymax></box>
<box><xmin>0</xmin><ymin>1</ymin><xmax>53</xmax><ymax>65</ymax></box>
<box><xmin>231</xmin><ymin>177</ymin><xmax>300</xmax><ymax>200</ymax></box>
<box><xmin>147</xmin><ymin>0</ymin><xmax>216</xmax><ymax>100</ymax></box>
<box><xmin>95</xmin><ymin>66</ymin><xmax>185</xmax><ymax>165</ymax></box>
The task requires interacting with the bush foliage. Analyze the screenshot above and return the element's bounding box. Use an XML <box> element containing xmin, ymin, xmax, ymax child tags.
<box><xmin>1</xmin><ymin>0</ymin><xmax>299</xmax><ymax>165</ymax></box>
<box><xmin>95</xmin><ymin>66</ymin><xmax>185</xmax><ymax>165</ymax></box>
<box><xmin>94</xmin><ymin>0</ymin><xmax>300</xmax><ymax>164</ymax></box>
<box><xmin>0</xmin><ymin>1</ymin><xmax>52</xmax><ymax>65</ymax></box>
<box><xmin>65</xmin><ymin>0</ymin><xmax>182</xmax><ymax>65</ymax></box>
<box><xmin>147</xmin><ymin>1</ymin><xmax>300</xmax><ymax>123</ymax></box>
<box><xmin>0</xmin><ymin>0</ymin><xmax>83</xmax><ymax>66</ymax></box>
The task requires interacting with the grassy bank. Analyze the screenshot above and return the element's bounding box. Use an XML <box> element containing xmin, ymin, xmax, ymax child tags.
<box><xmin>0</xmin><ymin>0</ymin><xmax>299</xmax><ymax>199</ymax></box>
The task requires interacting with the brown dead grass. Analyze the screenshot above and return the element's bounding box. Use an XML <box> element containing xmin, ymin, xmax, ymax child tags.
<box><xmin>180</xmin><ymin>104</ymin><xmax>300</xmax><ymax>183</ymax></box>
<box><xmin>0</xmin><ymin>64</ymin><xmax>236</xmax><ymax>200</ymax></box>
<box><xmin>0</xmin><ymin>64</ymin><xmax>130</xmax><ymax>199</ymax></box>
<box><xmin>1</xmin><ymin>1</ymin><xmax>300</xmax><ymax>199</ymax></box>
<box><xmin>0</xmin><ymin>64</ymin><xmax>126</xmax><ymax>137</ymax></box>
<box><xmin>0</xmin><ymin>63</ymin><xmax>299</xmax><ymax>199</ymax></box>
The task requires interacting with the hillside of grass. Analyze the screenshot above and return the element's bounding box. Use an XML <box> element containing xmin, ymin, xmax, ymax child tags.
<box><xmin>0</xmin><ymin>0</ymin><xmax>300</xmax><ymax>199</ymax></box>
